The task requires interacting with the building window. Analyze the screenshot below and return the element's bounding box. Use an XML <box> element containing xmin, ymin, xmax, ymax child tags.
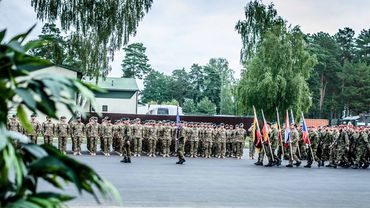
<box><xmin>90</xmin><ymin>105</ymin><xmax>95</xmax><ymax>112</ymax></box>
<box><xmin>157</xmin><ymin>108</ymin><xmax>169</xmax><ymax>115</ymax></box>
<box><xmin>102</xmin><ymin>105</ymin><xmax>108</xmax><ymax>112</ymax></box>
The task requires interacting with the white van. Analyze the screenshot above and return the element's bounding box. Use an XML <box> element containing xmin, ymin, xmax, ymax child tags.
<box><xmin>147</xmin><ymin>105</ymin><xmax>184</xmax><ymax>116</ymax></box>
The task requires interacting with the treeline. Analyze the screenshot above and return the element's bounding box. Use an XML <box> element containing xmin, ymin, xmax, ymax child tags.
<box><xmin>140</xmin><ymin>58</ymin><xmax>236</xmax><ymax>115</ymax></box>
<box><xmin>235</xmin><ymin>0</ymin><xmax>370</xmax><ymax>120</ymax></box>
<box><xmin>306</xmin><ymin>28</ymin><xmax>370</xmax><ymax>119</ymax></box>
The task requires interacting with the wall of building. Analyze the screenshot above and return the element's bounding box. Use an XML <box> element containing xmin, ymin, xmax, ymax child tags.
<box><xmin>15</xmin><ymin>66</ymin><xmax>79</xmax><ymax>122</ymax></box>
<box><xmin>85</xmin><ymin>92</ymin><xmax>138</xmax><ymax>114</ymax></box>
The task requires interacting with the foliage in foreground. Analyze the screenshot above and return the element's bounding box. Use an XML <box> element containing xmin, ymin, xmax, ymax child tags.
<box><xmin>0</xmin><ymin>27</ymin><xmax>121</xmax><ymax>207</ymax></box>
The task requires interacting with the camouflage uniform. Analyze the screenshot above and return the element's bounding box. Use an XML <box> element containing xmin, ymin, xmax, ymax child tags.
<box><xmin>148</xmin><ymin>125</ymin><xmax>158</xmax><ymax>157</ymax></box>
<box><xmin>327</xmin><ymin>129</ymin><xmax>339</xmax><ymax>166</ymax></box>
<box><xmin>121</xmin><ymin>122</ymin><xmax>133</xmax><ymax>162</ymax></box>
<box><xmin>266</xmin><ymin>126</ymin><xmax>279</xmax><ymax>166</ymax></box>
<box><xmin>27</xmin><ymin>119</ymin><xmax>41</xmax><ymax>144</ymax></box>
<box><xmin>86</xmin><ymin>120</ymin><xmax>99</xmax><ymax>155</ymax></box>
<box><xmin>113</xmin><ymin>123</ymin><xmax>123</xmax><ymax>154</ymax></box>
<box><xmin>217</xmin><ymin>127</ymin><xmax>227</xmax><ymax>158</ymax></box>
<box><xmin>176</xmin><ymin>126</ymin><xmax>186</xmax><ymax>164</ymax></box>
<box><xmin>226</xmin><ymin>127</ymin><xmax>234</xmax><ymax>157</ymax></box>
<box><xmin>334</xmin><ymin>129</ymin><xmax>350</xmax><ymax>167</ymax></box>
<box><xmin>203</xmin><ymin>126</ymin><xmax>213</xmax><ymax>158</ymax></box>
<box><xmin>7</xmin><ymin>117</ymin><xmax>21</xmax><ymax>147</ymax></box>
<box><xmin>189</xmin><ymin>127</ymin><xmax>200</xmax><ymax>157</ymax></box>
<box><xmin>132</xmin><ymin>123</ymin><xmax>143</xmax><ymax>156</ymax></box>
<box><xmin>286</xmin><ymin>127</ymin><xmax>301</xmax><ymax>167</ymax></box>
<box><xmin>56</xmin><ymin>121</ymin><xmax>70</xmax><ymax>153</ymax></box>
<box><xmin>235</xmin><ymin>126</ymin><xmax>247</xmax><ymax>159</ymax></box>
<box><xmin>305</xmin><ymin>128</ymin><xmax>320</xmax><ymax>167</ymax></box>
<box><xmin>42</xmin><ymin>120</ymin><xmax>55</xmax><ymax>145</ymax></box>
<box><xmin>101</xmin><ymin>122</ymin><xmax>113</xmax><ymax>155</ymax></box>
<box><xmin>70</xmin><ymin>121</ymin><xmax>85</xmax><ymax>155</ymax></box>
<box><xmin>162</xmin><ymin>125</ymin><xmax>172</xmax><ymax>157</ymax></box>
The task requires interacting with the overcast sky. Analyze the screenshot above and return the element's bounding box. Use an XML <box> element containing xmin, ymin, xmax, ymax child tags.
<box><xmin>1</xmin><ymin>0</ymin><xmax>370</xmax><ymax>80</ymax></box>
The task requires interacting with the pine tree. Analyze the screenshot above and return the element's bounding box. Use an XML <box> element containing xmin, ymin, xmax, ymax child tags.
<box><xmin>121</xmin><ymin>43</ymin><xmax>152</xmax><ymax>79</ymax></box>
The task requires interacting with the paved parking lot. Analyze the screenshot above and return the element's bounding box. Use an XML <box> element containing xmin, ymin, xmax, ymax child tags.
<box><xmin>39</xmin><ymin>148</ymin><xmax>370</xmax><ymax>207</ymax></box>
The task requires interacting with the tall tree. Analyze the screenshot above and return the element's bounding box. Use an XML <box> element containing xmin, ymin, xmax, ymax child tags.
<box><xmin>188</xmin><ymin>64</ymin><xmax>205</xmax><ymax>103</ymax></box>
<box><xmin>30</xmin><ymin>0</ymin><xmax>153</xmax><ymax>79</ymax></box>
<box><xmin>356</xmin><ymin>29</ymin><xmax>370</xmax><ymax>65</ymax></box>
<box><xmin>237</xmin><ymin>25</ymin><xmax>317</xmax><ymax>119</ymax></box>
<box><xmin>338</xmin><ymin>61</ymin><xmax>370</xmax><ymax>115</ymax></box>
<box><xmin>307</xmin><ymin>32</ymin><xmax>341</xmax><ymax>118</ymax></box>
<box><xmin>220</xmin><ymin>84</ymin><xmax>235</xmax><ymax>115</ymax></box>
<box><xmin>335</xmin><ymin>27</ymin><xmax>356</xmax><ymax>64</ymax></box>
<box><xmin>204</xmin><ymin>58</ymin><xmax>234</xmax><ymax>114</ymax></box>
<box><xmin>121</xmin><ymin>43</ymin><xmax>152</xmax><ymax>79</ymax></box>
<box><xmin>235</xmin><ymin>0</ymin><xmax>284</xmax><ymax>63</ymax></box>
<box><xmin>168</xmin><ymin>68</ymin><xmax>190</xmax><ymax>106</ymax></box>
<box><xmin>196</xmin><ymin>97</ymin><xmax>217</xmax><ymax>115</ymax></box>
<box><xmin>141</xmin><ymin>70</ymin><xmax>171</xmax><ymax>103</ymax></box>
<box><xmin>29</xmin><ymin>23</ymin><xmax>66</xmax><ymax>65</ymax></box>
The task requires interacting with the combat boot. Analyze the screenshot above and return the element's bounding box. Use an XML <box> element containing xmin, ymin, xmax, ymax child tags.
<box><xmin>304</xmin><ymin>164</ymin><xmax>311</xmax><ymax>168</ymax></box>
<box><xmin>362</xmin><ymin>162</ymin><xmax>369</xmax><ymax>169</ymax></box>
<box><xmin>254</xmin><ymin>161</ymin><xmax>263</xmax><ymax>166</ymax></box>
<box><xmin>275</xmin><ymin>160</ymin><xmax>282</xmax><ymax>166</ymax></box>
<box><xmin>286</xmin><ymin>164</ymin><xmax>293</xmax><ymax>168</ymax></box>
<box><xmin>326</xmin><ymin>163</ymin><xmax>334</xmax><ymax>168</ymax></box>
<box><xmin>264</xmin><ymin>161</ymin><xmax>273</xmax><ymax>167</ymax></box>
<box><xmin>179</xmin><ymin>158</ymin><xmax>186</xmax><ymax>164</ymax></box>
<box><xmin>120</xmin><ymin>157</ymin><xmax>127</xmax><ymax>163</ymax></box>
<box><xmin>127</xmin><ymin>158</ymin><xmax>131</xmax><ymax>163</ymax></box>
<box><xmin>294</xmin><ymin>161</ymin><xmax>301</xmax><ymax>167</ymax></box>
<box><xmin>351</xmin><ymin>164</ymin><xmax>358</xmax><ymax>169</ymax></box>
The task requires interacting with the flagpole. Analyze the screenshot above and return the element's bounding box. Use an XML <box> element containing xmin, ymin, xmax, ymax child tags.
<box><xmin>291</xmin><ymin>109</ymin><xmax>301</xmax><ymax>159</ymax></box>
<box><xmin>253</xmin><ymin>106</ymin><xmax>267</xmax><ymax>162</ymax></box>
<box><xmin>287</xmin><ymin>110</ymin><xmax>293</xmax><ymax>162</ymax></box>
<box><xmin>302</xmin><ymin>112</ymin><xmax>315</xmax><ymax>164</ymax></box>
<box><xmin>261</xmin><ymin>109</ymin><xmax>274</xmax><ymax>163</ymax></box>
<box><xmin>175</xmin><ymin>106</ymin><xmax>180</xmax><ymax>152</ymax></box>
<box><xmin>276</xmin><ymin>107</ymin><xmax>284</xmax><ymax>156</ymax></box>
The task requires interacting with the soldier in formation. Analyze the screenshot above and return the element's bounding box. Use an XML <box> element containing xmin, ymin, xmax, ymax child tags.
<box><xmin>251</xmin><ymin>123</ymin><xmax>370</xmax><ymax>169</ymax></box>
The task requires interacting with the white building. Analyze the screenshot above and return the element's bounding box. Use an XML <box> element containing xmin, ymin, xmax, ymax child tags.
<box><xmin>15</xmin><ymin>65</ymin><xmax>139</xmax><ymax>122</ymax></box>
<box><xmin>83</xmin><ymin>77</ymin><xmax>139</xmax><ymax>114</ymax></box>
<box><xmin>13</xmin><ymin>65</ymin><xmax>81</xmax><ymax>122</ymax></box>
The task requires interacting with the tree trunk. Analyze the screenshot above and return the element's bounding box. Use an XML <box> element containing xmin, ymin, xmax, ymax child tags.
<box><xmin>319</xmin><ymin>72</ymin><xmax>327</xmax><ymax>118</ymax></box>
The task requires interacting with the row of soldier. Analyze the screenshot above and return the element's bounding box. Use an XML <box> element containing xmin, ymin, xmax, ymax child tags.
<box><xmin>7</xmin><ymin>114</ymin><xmax>247</xmax><ymax>161</ymax></box>
<box><xmin>250</xmin><ymin>123</ymin><xmax>370</xmax><ymax>169</ymax></box>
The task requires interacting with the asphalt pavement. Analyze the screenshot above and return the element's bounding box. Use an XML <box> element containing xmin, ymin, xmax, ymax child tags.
<box><xmin>38</xmin><ymin>147</ymin><xmax>370</xmax><ymax>208</ymax></box>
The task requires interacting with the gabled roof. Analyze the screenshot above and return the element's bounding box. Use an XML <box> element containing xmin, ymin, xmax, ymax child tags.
<box><xmin>84</xmin><ymin>77</ymin><xmax>139</xmax><ymax>92</ymax></box>
<box><xmin>24</xmin><ymin>64</ymin><xmax>82</xmax><ymax>77</ymax></box>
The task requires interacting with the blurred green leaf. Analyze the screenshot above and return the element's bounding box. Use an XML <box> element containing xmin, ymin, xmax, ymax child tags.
<box><xmin>10</xmin><ymin>24</ymin><xmax>36</xmax><ymax>43</ymax></box>
<box><xmin>22</xmin><ymin>144</ymin><xmax>48</xmax><ymax>159</ymax></box>
<box><xmin>15</xmin><ymin>88</ymin><xmax>36</xmax><ymax>109</ymax></box>
<box><xmin>0</xmin><ymin>30</ymin><xmax>5</xmax><ymax>43</ymax></box>
<box><xmin>17</xmin><ymin>104</ymin><xmax>34</xmax><ymax>134</ymax></box>
<box><xmin>7</xmin><ymin>41</ymin><xmax>25</xmax><ymax>53</ymax></box>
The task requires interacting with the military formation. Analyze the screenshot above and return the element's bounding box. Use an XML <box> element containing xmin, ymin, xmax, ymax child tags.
<box><xmin>6</xmin><ymin>114</ymin><xmax>247</xmax><ymax>164</ymax></box>
<box><xmin>250</xmin><ymin>123</ymin><xmax>370</xmax><ymax>169</ymax></box>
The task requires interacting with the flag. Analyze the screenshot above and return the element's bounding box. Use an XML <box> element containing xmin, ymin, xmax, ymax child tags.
<box><xmin>176</xmin><ymin>106</ymin><xmax>180</xmax><ymax>130</ymax></box>
<box><xmin>253</xmin><ymin>107</ymin><xmax>262</xmax><ymax>147</ymax></box>
<box><xmin>290</xmin><ymin>109</ymin><xmax>295</xmax><ymax>124</ymax></box>
<box><xmin>284</xmin><ymin>110</ymin><xmax>290</xmax><ymax>144</ymax></box>
<box><xmin>261</xmin><ymin>110</ymin><xmax>269</xmax><ymax>143</ymax></box>
<box><xmin>276</xmin><ymin>109</ymin><xmax>282</xmax><ymax>142</ymax></box>
<box><xmin>301</xmin><ymin>113</ymin><xmax>310</xmax><ymax>144</ymax></box>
